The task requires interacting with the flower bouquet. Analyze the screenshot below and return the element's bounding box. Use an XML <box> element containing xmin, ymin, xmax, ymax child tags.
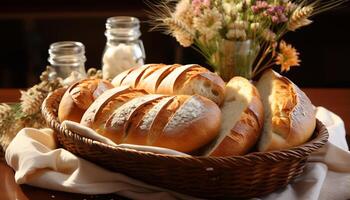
<box><xmin>149</xmin><ymin>0</ymin><xmax>345</xmax><ymax>81</ymax></box>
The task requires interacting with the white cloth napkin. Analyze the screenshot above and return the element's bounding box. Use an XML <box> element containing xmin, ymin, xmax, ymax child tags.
<box><xmin>5</xmin><ymin>107</ymin><xmax>350</xmax><ymax>200</ymax></box>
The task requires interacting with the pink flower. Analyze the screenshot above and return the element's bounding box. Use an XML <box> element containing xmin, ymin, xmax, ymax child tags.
<box><xmin>271</xmin><ymin>16</ymin><xmax>279</xmax><ymax>23</ymax></box>
<box><xmin>192</xmin><ymin>0</ymin><xmax>202</xmax><ymax>15</ymax></box>
<box><xmin>252</xmin><ymin>1</ymin><xmax>269</xmax><ymax>13</ymax></box>
<box><xmin>266</xmin><ymin>5</ymin><xmax>288</xmax><ymax>24</ymax></box>
<box><xmin>203</xmin><ymin>0</ymin><xmax>210</xmax><ymax>7</ymax></box>
<box><xmin>192</xmin><ymin>0</ymin><xmax>202</xmax><ymax>7</ymax></box>
<box><xmin>191</xmin><ymin>0</ymin><xmax>211</xmax><ymax>15</ymax></box>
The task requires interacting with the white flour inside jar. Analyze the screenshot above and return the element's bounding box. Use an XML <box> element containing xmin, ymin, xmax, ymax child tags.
<box><xmin>102</xmin><ymin>43</ymin><xmax>144</xmax><ymax>79</ymax></box>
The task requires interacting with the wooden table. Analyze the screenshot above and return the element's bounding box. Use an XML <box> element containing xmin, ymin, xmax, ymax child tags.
<box><xmin>0</xmin><ymin>88</ymin><xmax>349</xmax><ymax>200</ymax></box>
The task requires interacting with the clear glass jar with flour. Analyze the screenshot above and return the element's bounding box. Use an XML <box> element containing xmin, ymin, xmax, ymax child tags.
<box><xmin>102</xmin><ymin>16</ymin><xmax>146</xmax><ymax>79</ymax></box>
<box><xmin>48</xmin><ymin>41</ymin><xmax>87</xmax><ymax>85</ymax></box>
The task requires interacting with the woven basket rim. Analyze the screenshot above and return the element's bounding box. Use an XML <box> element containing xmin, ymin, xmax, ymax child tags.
<box><xmin>42</xmin><ymin>87</ymin><xmax>329</xmax><ymax>164</ymax></box>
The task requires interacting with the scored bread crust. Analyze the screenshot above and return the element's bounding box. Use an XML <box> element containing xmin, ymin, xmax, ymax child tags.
<box><xmin>156</xmin><ymin>64</ymin><xmax>197</xmax><ymax>94</ymax></box>
<box><xmin>119</xmin><ymin>64</ymin><xmax>155</xmax><ymax>88</ymax></box>
<box><xmin>105</xmin><ymin>94</ymin><xmax>164</xmax><ymax>143</ymax></box>
<box><xmin>58</xmin><ymin>78</ymin><xmax>114</xmax><ymax>123</ymax></box>
<box><xmin>80</xmin><ymin>87</ymin><xmax>148</xmax><ymax>141</ymax></box>
<box><xmin>80</xmin><ymin>86</ymin><xmax>147</xmax><ymax>127</ymax></box>
<box><xmin>153</xmin><ymin>95</ymin><xmax>221</xmax><ymax>152</ymax></box>
<box><xmin>82</xmin><ymin>91</ymin><xmax>221</xmax><ymax>153</ymax></box>
<box><xmin>138</xmin><ymin>64</ymin><xmax>179</xmax><ymax>93</ymax></box>
<box><xmin>256</xmin><ymin>69</ymin><xmax>316</xmax><ymax>151</ymax></box>
<box><xmin>111</xmin><ymin>68</ymin><xmax>133</xmax><ymax>86</ymax></box>
<box><xmin>125</xmin><ymin>96</ymin><xmax>176</xmax><ymax>146</ymax></box>
<box><xmin>206</xmin><ymin>76</ymin><xmax>264</xmax><ymax>156</ymax></box>
<box><xmin>111</xmin><ymin>63</ymin><xmax>225</xmax><ymax>105</ymax></box>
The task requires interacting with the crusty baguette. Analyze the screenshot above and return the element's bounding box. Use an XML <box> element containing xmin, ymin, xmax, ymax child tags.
<box><xmin>111</xmin><ymin>64</ymin><xmax>225</xmax><ymax>105</ymax></box>
<box><xmin>256</xmin><ymin>69</ymin><xmax>316</xmax><ymax>151</ymax></box>
<box><xmin>58</xmin><ymin>78</ymin><xmax>114</xmax><ymax>122</ymax></box>
<box><xmin>205</xmin><ymin>77</ymin><xmax>264</xmax><ymax>156</ymax></box>
<box><xmin>81</xmin><ymin>91</ymin><xmax>221</xmax><ymax>153</ymax></box>
<box><xmin>138</xmin><ymin>64</ymin><xmax>179</xmax><ymax>93</ymax></box>
<box><xmin>80</xmin><ymin>86</ymin><xmax>148</xmax><ymax>133</ymax></box>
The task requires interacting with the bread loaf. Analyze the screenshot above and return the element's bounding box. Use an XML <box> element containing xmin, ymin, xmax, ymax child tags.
<box><xmin>111</xmin><ymin>64</ymin><xmax>226</xmax><ymax>105</ymax></box>
<box><xmin>256</xmin><ymin>70</ymin><xmax>316</xmax><ymax>151</ymax></box>
<box><xmin>58</xmin><ymin>78</ymin><xmax>114</xmax><ymax>123</ymax></box>
<box><xmin>81</xmin><ymin>88</ymin><xmax>221</xmax><ymax>153</ymax></box>
<box><xmin>205</xmin><ymin>77</ymin><xmax>264</xmax><ymax>156</ymax></box>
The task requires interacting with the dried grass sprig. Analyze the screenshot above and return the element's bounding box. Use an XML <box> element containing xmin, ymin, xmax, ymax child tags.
<box><xmin>0</xmin><ymin>103</ymin><xmax>22</xmax><ymax>151</ymax></box>
<box><xmin>20</xmin><ymin>85</ymin><xmax>48</xmax><ymax>116</ymax></box>
<box><xmin>311</xmin><ymin>0</ymin><xmax>348</xmax><ymax>16</ymax></box>
<box><xmin>0</xmin><ymin>67</ymin><xmax>103</xmax><ymax>152</ymax></box>
<box><xmin>287</xmin><ymin>6</ymin><xmax>313</xmax><ymax>31</ymax></box>
<box><xmin>146</xmin><ymin>0</ymin><xmax>176</xmax><ymax>33</ymax></box>
<box><xmin>163</xmin><ymin>17</ymin><xmax>195</xmax><ymax>47</ymax></box>
<box><xmin>0</xmin><ymin>67</ymin><xmax>63</xmax><ymax>152</ymax></box>
<box><xmin>0</xmin><ymin>104</ymin><xmax>12</xmax><ymax>120</ymax></box>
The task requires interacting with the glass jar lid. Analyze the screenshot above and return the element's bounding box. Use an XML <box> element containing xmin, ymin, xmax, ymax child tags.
<box><xmin>105</xmin><ymin>16</ymin><xmax>141</xmax><ymax>41</ymax></box>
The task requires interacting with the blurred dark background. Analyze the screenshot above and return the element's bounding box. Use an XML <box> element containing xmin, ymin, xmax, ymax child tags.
<box><xmin>0</xmin><ymin>0</ymin><xmax>349</xmax><ymax>88</ymax></box>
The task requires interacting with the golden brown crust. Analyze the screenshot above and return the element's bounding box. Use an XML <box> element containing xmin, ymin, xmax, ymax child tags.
<box><xmin>58</xmin><ymin>78</ymin><xmax>114</xmax><ymax>123</ymax></box>
<box><xmin>58</xmin><ymin>90</ymin><xmax>86</xmax><ymax>123</ymax></box>
<box><xmin>111</xmin><ymin>63</ymin><xmax>225</xmax><ymax>105</ymax></box>
<box><xmin>111</xmin><ymin>68</ymin><xmax>134</xmax><ymax>86</ymax></box>
<box><xmin>138</xmin><ymin>64</ymin><xmax>178</xmax><ymax>93</ymax></box>
<box><xmin>80</xmin><ymin>87</ymin><xmax>146</xmax><ymax>127</ymax></box>
<box><xmin>104</xmin><ymin>94</ymin><xmax>164</xmax><ymax>144</ymax></box>
<box><xmin>156</xmin><ymin>64</ymin><xmax>196</xmax><ymax>94</ymax></box>
<box><xmin>179</xmin><ymin>70</ymin><xmax>226</xmax><ymax>105</ymax></box>
<box><xmin>120</xmin><ymin>64</ymin><xmax>152</xmax><ymax>88</ymax></box>
<box><xmin>124</xmin><ymin>97</ymin><xmax>173</xmax><ymax>145</ymax></box>
<box><xmin>153</xmin><ymin>95</ymin><xmax>222</xmax><ymax>153</ymax></box>
<box><xmin>172</xmin><ymin>66</ymin><xmax>208</xmax><ymax>91</ymax></box>
<box><xmin>82</xmin><ymin>92</ymin><xmax>221</xmax><ymax>153</ymax></box>
<box><xmin>210</xmin><ymin>108</ymin><xmax>262</xmax><ymax>156</ymax></box>
<box><xmin>138</xmin><ymin>64</ymin><xmax>166</xmax><ymax>81</ymax></box>
<box><xmin>257</xmin><ymin>70</ymin><xmax>316</xmax><ymax>151</ymax></box>
<box><xmin>208</xmin><ymin>77</ymin><xmax>264</xmax><ymax>156</ymax></box>
<box><xmin>80</xmin><ymin>87</ymin><xmax>148</xmax><ymax>143</ymax></box>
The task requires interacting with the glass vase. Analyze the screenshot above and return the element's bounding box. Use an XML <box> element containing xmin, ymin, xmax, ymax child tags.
<box><xmin>214</xmin><ymin>39</ymin><xmax>260</xmax><ymax>81</ymax></box>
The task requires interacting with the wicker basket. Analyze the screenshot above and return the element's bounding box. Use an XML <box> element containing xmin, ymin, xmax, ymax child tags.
<box><xmin>42</xmin><ymin>87</ymin><xmax>329</xmax><ymax>199</ymax></box>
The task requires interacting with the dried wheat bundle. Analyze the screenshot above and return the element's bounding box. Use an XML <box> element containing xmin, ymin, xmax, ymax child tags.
<box><xmin>0</xmin><ymin>67</ymin><xmax>102</xmax><ymax>151</ymax></box>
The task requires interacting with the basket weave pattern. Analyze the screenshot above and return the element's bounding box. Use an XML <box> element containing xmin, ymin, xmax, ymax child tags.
<box><xmin>42</xmin><ymin>88</ymin><xmax>329</xmax><ymax>199</ymax></box>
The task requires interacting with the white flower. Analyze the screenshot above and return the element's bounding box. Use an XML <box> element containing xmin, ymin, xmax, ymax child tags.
<box><xmin>193</xmin><ymin>7</ymin><xmax>223</xmax><ymax>41</ymax></box>
<box><xmin>234</xmin><ymin>2</ymin><xmax>243</xmax><ymax>12</ymax></box>
<box><xmin>250</xmin><ymin>22</ymin><xmax>260</xmax><ymax>32</ymax></box>
<box><xmin>226</xmin><ymin>19</ymin><xmax>248</xmax><ymax>40</ymax></box>
<box><xmin>245</xmin><ymin>0</ymin><xmax>252</xmax><ymax>6</ymax></box>
<box><xmin>222</xmin><ymin>2</ymin><xmax>234</xmax><ymax>14</ymax></box>
<box><xmin>226</xmin><ymin>29</ymin><xmax>247</xmax><ymax>40</ymax></box>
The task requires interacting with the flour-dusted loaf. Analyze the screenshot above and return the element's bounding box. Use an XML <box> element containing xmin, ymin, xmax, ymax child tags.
<box><xmin>111</xmin><ymin>64</ymin><xmax>226</xmax><ymax>105</ymax></box>
<box><xmin>256</xmin><ymin>70</ymin><xmax>316</xmax><ymax>151</ymax></box>
<box><xmin>58</xmin><ymin>78</ymin><xmax>114</xmax><ymax>122</ymax></box>
<box><xmin>81</xmin><ymin>87</ymin><xmax>222</xmax><ymax>153</ymax></box>
<box><xmin>205</xmin><ymin>77</ymin><xmax>264</xmax><ymax>156</ymax></box>
<box><xmin>80</xmin><ymin>86</ymin><xmax>148</xmax><ymax>133</ymax></box>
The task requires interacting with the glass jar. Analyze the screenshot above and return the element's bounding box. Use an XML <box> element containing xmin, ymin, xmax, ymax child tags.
<box><xmin>214</xmin><ymin>39</ymin><xmax>260</xmax><ymax>81</ymax></box>
<box><xmin>102</xmin><ymin>16</ymin><xmax>146</xmax><ymax>79</ymax></box>
<box><xmin>48</xmin><ymin>41</ymin><xmax>87</xmax><ymax>82</ymax></box>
